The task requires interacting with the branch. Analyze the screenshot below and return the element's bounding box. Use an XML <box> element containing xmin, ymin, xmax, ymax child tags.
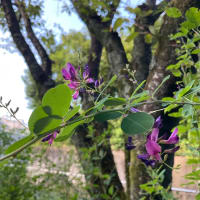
<box><xmin>72</xmin><ymin>0</ymin><xmax>129</xmax><ymax>96</ymax></box>
<box><xmin>143</xmin><ymin>0</ymin><xmax>200</xmax><ymax>112</ymax></box>
<box><xmin>15</xmin><ymin>0</ymin><xmax>52</xmax><ymax>76</ymax></box>
<box><xmin>1</xmin><ymin>0</ymin><xmax>55</xmax><ymax>99</ymax></box>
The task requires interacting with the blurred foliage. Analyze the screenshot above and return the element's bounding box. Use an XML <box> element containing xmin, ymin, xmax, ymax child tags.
<box><xmin>0</xmin><ymin>121</ymin><xmax>88</xmax><ymax>200</ymax></box>
<box><xmin>163</xmin><ymin>7</ymin><xmax>200</xmax><ymax>198</ymax></box>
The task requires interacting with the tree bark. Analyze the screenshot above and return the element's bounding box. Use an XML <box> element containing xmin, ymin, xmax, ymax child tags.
<box><xmin>1</xmin><ymin>0</ymin><xmax>55</xmax><ymax>99</ymax></box>
<box><xmin>130</xmin><ymin>0</ymin><xmax>200</xmax><ymax>199</ymax></box>
<box><xmin>15</xmin><ymin>0</ymin><xmax>52</xmax><ymax>76</ymax></box>
<box><xmin>72</xmin><ymin>33</ymin><xmax>126</xmax><ymax>199</ymax></box>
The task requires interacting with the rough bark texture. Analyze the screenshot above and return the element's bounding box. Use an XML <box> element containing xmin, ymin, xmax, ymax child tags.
<box><xmin>73</xmin><ymin>33</ymin><xmax>126</xmax><ymax>199</ymax></box>
<box><xmin>72</xmin><ymin>0</ymin><xmax>130</xmax><ymax>97</ymax></box>
<box><xmin>15</xmin><ymin>0</ymin><xmax>52</xmax><ymax>76</ymax></box>
<box><xmin>1</xmin><ymin>0</ymin><xmax>55</xmax><ymax>99</ymax></box>
<box><xmin>130</xmin><ymin>0</ymin><xmax>200</xmax><ymax>199</ymax></box>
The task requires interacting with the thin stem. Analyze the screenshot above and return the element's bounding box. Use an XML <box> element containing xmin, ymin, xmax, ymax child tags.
<box><xmin>1</xmin><ymin>98</ymin><xmax>200</xmax><ymax>162</ymax></box>
<box><xmin>0</xmin><ymin>101</ymin><xmax>28</xmax><ymax>129</ymax></box>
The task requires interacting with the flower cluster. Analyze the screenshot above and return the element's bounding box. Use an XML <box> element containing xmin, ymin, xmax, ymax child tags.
<box><xmin>126</xmin><ymin>112</ymin><xmax>179</xmax><ymax>167</ymax></box>
<box><xmin>137</xmin><ymin>116</ymin><xmax>179</xmax><ymax>167</ymax></box>
<box><xmin>62</xmin><ymin>63</ymin><xmax>97</xmax><ymax>99</ymax></box>
<box><xmin>42</xmin><ymin>131</ymin><xmax>59</xmax><ymax>145</ymax></box>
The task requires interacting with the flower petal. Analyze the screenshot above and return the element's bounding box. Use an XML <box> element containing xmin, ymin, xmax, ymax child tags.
<box><xmin>73</xmin><ymin>90</ymin><xmax>79</xmax><ymax>100</ymax></box>
<box><xmin>130</xmin><ymin>107</ymin><xmax>139</xmax><ymax>112</ymax></box>
<box><xmin>86</xmin><ymin>78</ymin><xmax>94</xmax><ymax>83</ymax></box>
<box><xmin>137</xmin><ymin>154</ymin><xmax>156</xmax><ymax>167</ymax></box>
<box><xmin>154</xmin><ymin>116</ymin><xmax>162</xmax><ymax>128</ymax></box>
<box><xmin>62</xmin><ymin>68</ymin><xmax>71</xmax><ymax>80</ymax></box>
<box><xmin>150</xmin><ymin>128</ymin><xmax>159</xmax><ymax>142</ymax></box>
<box><xmin>164</xmin><ymin>146</ymin><xmax>180</xmax><ymax>154</ymax></box>
<box><xmin>146</xmin><ymin>139</ymin><xmax>161</xmax><ymax>161</ymax></box>
<box><xmin>160</xmin><ymin>128</ymin><xmax>179</xmax><ymax>144</ymax></box>
<box><xmin>67</xmin><ymin>63</ymin><xmax>77</xmax><ymax>81</ymax></box>
<box><xmin>68</xmin><ymin>81</ymin><xmax>79</xmax><ymax>90</ymax></box>
<box><xmin>42</xmin><ymin>134</ymin><xmax>52</xmax><ymax>142</ymax></box>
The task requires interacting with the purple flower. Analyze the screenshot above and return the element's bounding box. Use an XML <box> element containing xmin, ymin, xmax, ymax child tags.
<box><xmin>42</xmin><ymin>131</ymin><xmax>59</xmax><ymax>145</ymax></box>
<box><xmin>62</xmin><ymin>63</ymin><xmax>94</xmax><ymax>100</ymax></box>
<box><xmin>130</xmin><ymin>107</ymin><xmax>139</xmax><ymax>112</ymax></box>
<box><xmin>164</xmin><ymin>146</ymin><xmax>180</xmax><ymax>154</ymax></box>
<box><xmin>62</xmin><ymin>63</ymin><xmax>77</xmax><ymax>81</ymax></box>
<box><xmin>137</xmin><ymin>154</ymin><xmax>156</xmax><ymax>167</ymax></box>
<box><xmin>160</xmin><ymin>128</ymin><xmax>179</xmax><ymax>144</ymax></box>
<box><xmin>95</xmin><ymin>78</ymin><xmax>103</xmax><ymax>88</ymax></box>
<box><xmin>72</xmin><ymin>90</ymin><xmax>79</xmax><ymax>100</ymax></box>
<box><xmin>153</xmin><ymin>116</ymin><xmax>162</xmax><ymax>129</ymax></box>
<box><xmin>82</xmin><ymin>65</ymin><xmax>94</xmax><ymax>83</ymax></box>
<box><xmin>145</xmin><ymin>128</ymin><xmax>161</xmax><ymax>161</ymax></box>
<box><xmin>125</xmin><ymin>136</ymin><xmax>136</xmax><ymax>150</ymax></box>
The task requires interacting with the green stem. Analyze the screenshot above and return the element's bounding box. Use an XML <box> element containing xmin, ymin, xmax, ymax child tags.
<box><xmin>1</xmin><ymin>99</ymin><xmax>200</xmax><ymax>162</ymax></box>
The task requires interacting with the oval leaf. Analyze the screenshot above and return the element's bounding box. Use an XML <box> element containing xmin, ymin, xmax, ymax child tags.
<box><xmin>5</xmin><ymin>135</ymin><xmax>35</xmax><ymax>155</ymax></box>
<box><xmin>28</xmin><ymin>105</ymin><xmax>62</xmax><ymax>135</ymax></box>
<box><xmin>64</xmin><ymin>105</ymin><xmax>80</xmax><ymax>122</ymax></box>
<box><xmin>166</xmin><ymin>7</ymin><xmax>182</xmax><ymax>18</ymax></box>
<box><xmin>121</xmin><ymin>112</ymin><xmax>154</xmax><ymax>135</ymax></box>
<box><xmin>94</xmin><ymin>111</ymin><xmax>122</xmax><ymax>122</ymax></box>
<box><xmin>104</xmin><ymin>98</ymin><xmax>126</xmax><ymax>106</ymax></box>
<box><xmin>55</xmin><ymin>120</ymin><xmax>84</xmax><ymax>142</ymax></box>
<box><xmin>42</xmin><ymin>84</ymin><xmax>72</xmax><ymax>117</ymax></box>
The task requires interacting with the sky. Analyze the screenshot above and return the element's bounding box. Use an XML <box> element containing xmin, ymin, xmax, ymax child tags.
<box><xmin>0</xmin><ymin>0</ymin><xmax>84</xmax><ymax>124</ymax></box>
<box><xmin>0</xmin><ymin>0</ymin><xmax>146</xmax><ymax>124</ymax></box>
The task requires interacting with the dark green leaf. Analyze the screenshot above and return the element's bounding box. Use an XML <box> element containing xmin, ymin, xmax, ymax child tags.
<box><xmin>94</xmin><ymin>111</ymin><xmax>122</xmax><ymax>122</ymax></box>
<box><xmin>121</xmin><ymin>112</ymin><xmax>154</xmax><ymax>135</ymax></box>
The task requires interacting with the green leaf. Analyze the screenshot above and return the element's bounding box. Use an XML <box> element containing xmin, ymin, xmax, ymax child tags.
<box><xmin>125</xmin><ymin>31</ymin><xmax>138</xmax><ymax>42</ymax></box>
<box><xmin>195</xmin><ymin>193</ymin><xmax>200</xmax><ymax>200</ymax></box>
<box><xmin>94</xmin><ymin>111</ymin><xmax>122</xmax><ymax>122</ymax></box>
<box><xmin>126</xmin><ymin>7</ymin><xmax>141</xmax><ymax>15</ymax></box>
<box><xmin>121</xmin><ymin>112</ymin><xmax>154</xmax><ymax>135</ymax></box>
<box><xmin>108</xmin><ymin>185</ymin><xmax>114</xmax><ymax>195</ymax></box>
<box><xmin>131</xmin><ymin>90</ymin><xmax>149</xmax><ymax>101</ymax></box>
<box><xmin>177</xmin><ymin>80</ymin><xmax>195</xmax><ymax>98</ymax></box>
<box><xmin>130</xmin><ymin>80</ymin><xmax>146</xmax><ymax>99</ymax></box>
<box><xmin>55</xmin><ymin>120</ymin><xmax>84</xmax><ymax>142</ymax></box>
<box><xmin>191</xmin><ymin>49</ymin><xmax>200</xmax><ymax>54</ymax></box>
<box><xmin>42</xmin><ymin>84</ymin><xmax>72</xmax><ymax>117</ymax></box>
<box><xmin>182</xmin><ymin>104</ymin><xmax>193</xmax><ymax>117</ymax></box>
<box><xmin>28</xmin><ymin>105</ymin><xmax>62</xmax><ymax>134</ymax></box>
<box><xmin>63</xmin><ymin>106</ymin><xmax>80</xmax><ymax>122</ymax></box>
<box><xmin>28</xmin><ymin>84</ymin><xmax>72</xmax><ymax>135</ymax></box>
<box><xmin>164</xmin><ymin>104</ymin><xmax>178</xmax><ymax>113</ymax></box>
<box><xmin>113</xmin><ymin>18</ymin><xmax>127</xmax><ymax>31</ymax></box>
<box><xmin>95</xmin><ymin>95</ymin><xmax>110</xmax><ymax>109</ymax></box>
<box><xmin>104</xmin><ymin>97</ymin><xmax>126</xmax><ymax>106</ymax></box>
<box><xmin>152</xmin><ymin>75</ymin><xmax>170</xmax><ymax>98</ymax></box>
<box><xmin>170</xmin><ymin>69</ymin><xmax>182</xmax><ymax>77</ymax></box>
<box><xmin>166</xmin><ymin>7</ymin><xmax>182</xmax><ymax>18</ymax></box>
<box><xmin>145</xmin><ymin>34</ymin><xmax>153</xmax><ymax>43</ymax></box>
<box><xmin>185</xmin><ymin>7</ymin><xmax>200</xmax><ymax>29</ymax></box>
<box><xmin>108</xmin><ymin>74</ymin><xmax>117</xmax><ymax>86</ymax></box>
<box><xmin>4</xmin><ymin>135</ymin><xmax>35</xmax><ymax>155</ymax></box>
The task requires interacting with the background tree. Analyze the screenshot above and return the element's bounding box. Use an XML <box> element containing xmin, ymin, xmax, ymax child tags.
<box><xmin>1</xmin><ymin>0</ymin><xmax>200</xmax><ymax>199</ymax></box>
